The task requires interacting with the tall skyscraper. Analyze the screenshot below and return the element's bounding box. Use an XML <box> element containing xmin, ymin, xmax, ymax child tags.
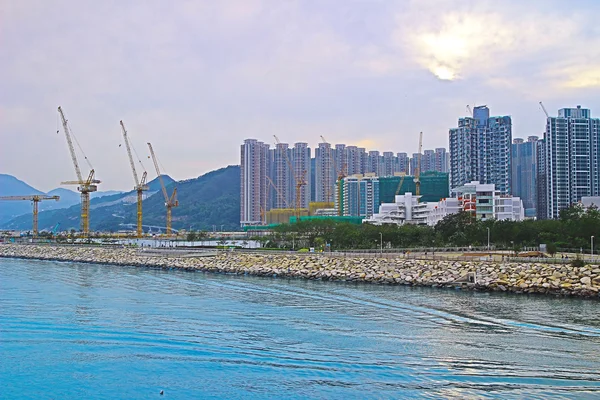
<box><xmin>512</xmin><ymin>136</ymin><xmax>538</xmax><ymax>217</ymax></box>
<box><xmin>240</xmin><ymin>139</ymin><xmax>269</xmax><ymax>226</ymax></box>
<box><xmin>396</xmin><ymin>152</ymin><xmax>409</xmax><ymax>174</ymax></box>
<box><xmin>434</xmin><ymin>148</ymin><xmax>448</xmax><ymax>173</ymax></box>
<box><xmin>273</xmin><ymin>143</ymin><xmax>293</xmax><ymax>208</ymax></box>
<box><xmin>382</xmin><ymin>152</ymin><xmax>395</xmax><ymax>176</ymax></box>
<box><xmin>410</xmin><ymin>153</ymin><xmax>420</xmax><ymax>175</ymax></box>
<box><xmin>292</xmin><ymin>142</ymin><xmax>311</xmax><ymax>208</ymax></box>
<box><xmin>367</xmin><ymin>150</ymin><xmax>380</xmax><ymax>175</ymax></box>
<box><xmin>346</xmin><ymin>146</ymin><xmax>360</xmax><ymax>175</ymax></box>
<box><xmin>422</xmin><ymin>149</ymin><xmax>435</xmax><ymax>172</ymax></box>
<box><xmin>315</xmin><ymin>142</ymin><xmax>335</xmax><ymax>202</ymax></box>
<box><xmin>449</xmin><ymin>105</ymin><xmax>512</xmax><ymax>194</ymax></box>
<box><xmin>334</xmin><ymin>144</ymin><xmax>346</xmax><ymax>177</ymax></box>
<box><xmin>536</xmin><ymin>139</ymin><xmax>547</xmax><ymax>220</ymax></box>
<box><xmin>541</xmin><ymin>106</ymin><xmax>600</xmax><ymax>219</ymax></box>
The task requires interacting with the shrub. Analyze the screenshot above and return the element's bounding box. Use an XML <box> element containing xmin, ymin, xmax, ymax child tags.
<box><xmin>570</xmin><ymin>256</ymin><xmax>586</xmax><ymax>268</ymax></box>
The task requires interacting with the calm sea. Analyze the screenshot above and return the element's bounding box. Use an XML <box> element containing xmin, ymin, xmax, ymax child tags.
<box><xmin>1</xmin><ymin>258</ymin><xmax>600</xmax><ymax>399</ymax></box>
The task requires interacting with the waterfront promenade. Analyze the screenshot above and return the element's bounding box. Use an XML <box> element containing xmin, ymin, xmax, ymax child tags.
<box><xmin>1</xmin><ymin>244</ymin><xmax>599</xmax><ymax>298</ymax></box>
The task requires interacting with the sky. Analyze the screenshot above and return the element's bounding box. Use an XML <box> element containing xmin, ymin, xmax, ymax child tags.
<box><xmin>1</xmin><ymin>0</ymin><xmax>600</xmax><ymax>192</ymax></box>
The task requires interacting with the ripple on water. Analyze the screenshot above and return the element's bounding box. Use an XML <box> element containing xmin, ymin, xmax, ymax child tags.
<box><xmin>1</xmin><ymin>258</ymin><xmax>600</xmax><ymax>399</ymax></box>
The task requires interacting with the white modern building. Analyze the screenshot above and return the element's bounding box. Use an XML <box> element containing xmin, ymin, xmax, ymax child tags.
<box><xmin>363</xmin><ymin>193</ymin><xmax>434</xmax><ymax>225</ymax></box>
<box><xmin>365</xmin><ymin>182</ymin><xmax>524</xmax><ymax>226</ymax></box>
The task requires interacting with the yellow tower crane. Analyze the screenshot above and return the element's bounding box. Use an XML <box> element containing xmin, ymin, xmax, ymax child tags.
<box><xmin>414</xmin><ymin>131</ymin><xmax>423</xmax><ymax>201</ymax></box>
<box><xmin>57</xmin><ymin>106</ymin><xmax>100</xmax><ymax>237</ymax></box>
<box><xmin>120</xmin><ymin>120</ymin><xmax>149</xmax><ymax>238</ymax></box>
<box><xmin>147</xmin><ymin>142</ymin><xmax>178</xmax><ymax>235</ymax></box>
<box><xmin>274</xmin><ymin>135</ymin><xmax>306</xmax><ymax>222</ymax></box>
<box><xmin>0</xmin><ymin>195</ymin><xmax>60</xmax><ymax>238</ymax></box>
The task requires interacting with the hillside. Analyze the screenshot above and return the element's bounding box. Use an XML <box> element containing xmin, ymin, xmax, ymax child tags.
<box><xmin>0</xmin><ymin>174</ymin><xmax>44</xmax><ymax>222</ymax></box>
<box><xmin>2</xmin><ymin>167</ymin><xmax>240</xmax><ymax>232</ymax></box>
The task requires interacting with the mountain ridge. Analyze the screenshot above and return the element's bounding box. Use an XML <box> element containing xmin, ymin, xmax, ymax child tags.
<box><xmin>1</xmin><ymin>168</ymin><xmax>240</xmax><ymax>232</ymax></box>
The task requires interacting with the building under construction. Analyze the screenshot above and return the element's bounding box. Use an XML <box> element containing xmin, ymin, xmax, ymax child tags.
<box><xmin>379</xmin><ymin>172</ymin><xmax>449</xmax><ymax>204</ymax></box>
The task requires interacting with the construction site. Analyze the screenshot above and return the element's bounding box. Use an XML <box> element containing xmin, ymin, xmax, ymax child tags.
<box><xmin>1</xmin><ymin>107</ymin><xmax>179</xmax><ymax>240</ymax></box>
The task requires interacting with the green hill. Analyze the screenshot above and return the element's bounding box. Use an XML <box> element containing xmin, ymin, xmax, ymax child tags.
<box><xmin>2</xmin><ymin>166</ymin><xmax>240</xmax><ymax>232</ymax></box>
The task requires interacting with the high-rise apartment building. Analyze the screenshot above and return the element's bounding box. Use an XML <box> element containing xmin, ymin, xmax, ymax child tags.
<box><xmin>541</xmin><ymin>106</ymin><xmax>600</xmax><ymax>219</ymax></box>
<box><xmin>396</xmin><ymin>153</ymin><xmax>409</xmax><ymax>174</ymax></box>
<box><xmin>512</xmin><ymin>136</ymin><xmax>538</xmax><ymax>217</ymax></box>
<box><xmin>536</xmin><ymin>139</ymin><xmax>547</xmax><ymax>220</ymax></box>
<box><xmin>291</xmin><ymin>142</ymin><xmax>311</xmax><ymax>209</ymax></box>
<box><xmin>273</xmin><ymin>143</ymin><xmax>293</xmax><ymax>208</ymax></box>
<box><xmin>341</xmin><ymin>174</ymin><xmax>380</xmax><ymax>218</ymax></box>
<box><xmin>434</xmin><ymin>148</ymin><xmax>448</xmax><ymax>173</ymax></box>
<box><xmin>422</xmin><ymin>150</ymin><xmax>435</xmax><ymax>172</ymax></box>
<box><xmin>410</xmin><ymin>153</ymin><xmax>420</xmax><ymax>175</ymax></box>
<box><xmin>367</xmin><ymin>150</ymin><xmax>380</xmax><ymax>175</ymax></box>
<box><xmin>240</xmin><ymin>139</ymin><xmax>269</xmax><ymax>226</ymax></box>
<box><xmin>449</xmin><ymin>105</ymin><xmax>512</xmax><ymax>195</ymax></box>
<box><xmin>382</xmin><ymin>152</ymin><xmax>395</xmax><ymax>176</ymax></box>
<box><xmin>315</xmin><ymin>142</ymin><xmax>335</xmax><ymax>203</ymax></box>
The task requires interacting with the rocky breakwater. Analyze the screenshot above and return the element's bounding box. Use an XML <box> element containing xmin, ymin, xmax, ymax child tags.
<box><xmin>1</xmin><ymin>244</ymin><xmax>599</xmax><ymax>298</ymax></box>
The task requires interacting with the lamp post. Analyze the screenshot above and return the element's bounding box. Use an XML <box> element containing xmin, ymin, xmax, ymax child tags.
<box><xmin>379</xmin><ymin>232</ymin><xmax>383</xmax><ymax>255</ymax></box>
<box><xmin>592</xmin><ymin>236</ymin><xmax>595</xmax><ymax>260</ymax></box>
<box><xmin>487</xmin><ymin>227</ymin><xmax>490</xmax><ymax>251</ymax></box>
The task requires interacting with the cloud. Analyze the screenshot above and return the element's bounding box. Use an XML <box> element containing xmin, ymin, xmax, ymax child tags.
<box><xmin>1</xmin><ymin>0</ymin><xmax>600</xmax><ymax>192</ymax></box>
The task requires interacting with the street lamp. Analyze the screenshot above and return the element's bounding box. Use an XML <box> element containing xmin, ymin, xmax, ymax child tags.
<box><xmin>591</xmin><ymin>236</ymin><xmax>595</xmax><ymax>259</ymax></box>
<box><xmin>379</xmin><ymin>232</ymin><xmax>383</xmax><ymax>255</ymax></box>
<box><xmin>487</xmin><ymin>227</ymin><xmax>490</xmax><ymax>251</ymax></box>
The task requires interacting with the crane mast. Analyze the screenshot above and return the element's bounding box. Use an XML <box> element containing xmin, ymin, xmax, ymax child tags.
<box><xmin>539</xmin><ymin>101</ymin><xmax>550</xmax><ymax>119</ymax></box>
<box><xmin>414</xmin><ymin>131</ymin><xmax>423</xmax><ymax>201</ymax></box>
<box><xmin>57</xmin><ymin>106</ymin><xmax>99</xmax><ymax>237</ymax></box>
<box><xmin>147</xmin><ymin>142</ymin><xmax>178</xmax><ymax>235</ymax></box>
<box><xmin>120</xmin><ymin>120</ymin><xmax>148</xmax><ymax>238</ymax></box>
<box><xmin>0</xmin><ymin>195</ymin><xmax>60</xmax><ymax>238</ymax></box>
<box><xmin>58</xmin><ymin>106</ymin><xmax>83</xmax><ymax>183</ymax></box>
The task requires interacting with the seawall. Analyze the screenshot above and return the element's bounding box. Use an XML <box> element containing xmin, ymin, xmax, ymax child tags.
<box><xmin>1</xmin><ymin>244</ymin><xmax>599</xmax><ymax>298</ymax></box>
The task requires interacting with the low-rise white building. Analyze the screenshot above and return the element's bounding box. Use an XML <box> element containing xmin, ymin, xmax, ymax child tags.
<box><xmin>363</xmin><ymin>193</ymin><xmax>434</xmax><ymax>225</ymax></box>
<box><xmin>365</xmin><ymin>182</ymin><xmax>524</xmax><ymax>226</ymax></box>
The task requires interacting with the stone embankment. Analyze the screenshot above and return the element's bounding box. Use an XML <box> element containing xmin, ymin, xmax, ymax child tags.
<box><xmin>1</xmin><ymin>244</ymin><xmax>599</xmax><ymax>298</ymax></box>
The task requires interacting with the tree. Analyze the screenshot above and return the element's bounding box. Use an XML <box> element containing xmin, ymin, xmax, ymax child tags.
<box><xmin>546</xmin><ymin>243</ymin><xmax>557</xmax><ymax>257</ymax></box>
<box><xmin>186</xmin><ymin>230</ymin><xmax>197</xmax><ymax>242</ymax></box>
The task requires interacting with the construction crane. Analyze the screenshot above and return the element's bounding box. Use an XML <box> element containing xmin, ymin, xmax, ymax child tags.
<box><xmin>147</xmin><ymin>142</ymin><xmax>178</xmax><ymax>235</ymax></box>
<box><xmin>274</xmin><ymin>135</ymin><xmax>306</xmax><ymax>221</ymax></box>
<box><xmin>0</xmin><ymin>195</ymin><xmax>60</xmax><ymax>238</ymax></box>
<box><xmin>120</xmin><ymin>120</ymin><xmax>149</xmax><ymax>238</ymax></box>
<box><xmin>394</xmin><ymin>173</ymin><xmax>407</xmax><ymax>196</ymax></box>
<box><xmin>57</xmin><ymin>106</ymin><xmax>100</xmax><ymax>237</ymax></box>
<box><xmin>466</xmin><ymin>105</ymin><xmax>473</xmax><ymax>117</ymax></box>
<box><xmin>414</xmin><ymin>131</ymin><xmax>423</xmax><ymax>201</ymax></box>
<box><xmin>539</xmin><ymin>101</ymin><xmax>550</xmax><ymax>118</ymax></box>
<box><xmin>266</xmin><ymin>175</ymin><xmax>290</xmax><ymax>208</ymax></box>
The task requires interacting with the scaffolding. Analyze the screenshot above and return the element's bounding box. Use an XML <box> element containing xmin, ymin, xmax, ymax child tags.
<box><xmin>379</xmin><ymin>172</ymin><xmax>449</xmax><ymax>204</ymax></box>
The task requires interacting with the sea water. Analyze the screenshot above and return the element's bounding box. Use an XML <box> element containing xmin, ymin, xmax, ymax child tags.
<box><xmin>1</xmin><ymin>258</ymin><xmax>599</xmax><ymax>399</ymax></box>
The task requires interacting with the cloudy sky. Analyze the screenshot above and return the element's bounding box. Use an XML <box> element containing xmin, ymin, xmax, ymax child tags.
<box><xmin>1</xmin><ymin>0</ymin><xmax>599</xmax><ymax>192</ymax></box>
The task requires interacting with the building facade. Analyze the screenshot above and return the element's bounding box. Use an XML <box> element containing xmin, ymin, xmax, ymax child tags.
<box><xmin>341</xmin><ymin>174</ymin><xmax>380</xmax><ymax>218</ymax></box>
<box><xmin>541</xmin><ymin>106</ymin><xmax>600</xmax><ymax>219</ymax></box>
<box><xmin>512</xmin><ymin>136</ymin><xmax>538</xmax><ymax>217</ymax></box>
<box><xmin>315</xmin><ymin>142</ymin><xmax>335</xmax><ymax>203</ymax></box>
<box><xmin>292</xmin><ymin>142</ymin><xmax>311</xmax><ymax>209</ymax></box>
<box><xmin>240</xmin><ymin>139</ymin><xmax>269</xmax><ymax>226</ymax></box>
<box><xmin>449</xmin><ymin>105</ymin><xmax>512</xmax><ymax>195</ymax></box>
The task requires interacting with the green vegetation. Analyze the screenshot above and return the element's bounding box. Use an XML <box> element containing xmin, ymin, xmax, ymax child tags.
<box><xmin>260</xmin><ymin>204</ymin><xmax>599</xmax><ymax>251</ymax></box>
<box><xmin>3</xmin><ymin>166</ymin><xmax>241</xmax><ymax>233</ymax></box>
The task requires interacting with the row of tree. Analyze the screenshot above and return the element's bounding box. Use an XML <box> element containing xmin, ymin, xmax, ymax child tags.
<box><xmin>253</xmin><ymin>205</ymin><xmax>599</xmax><ymax>252</ymax></box>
